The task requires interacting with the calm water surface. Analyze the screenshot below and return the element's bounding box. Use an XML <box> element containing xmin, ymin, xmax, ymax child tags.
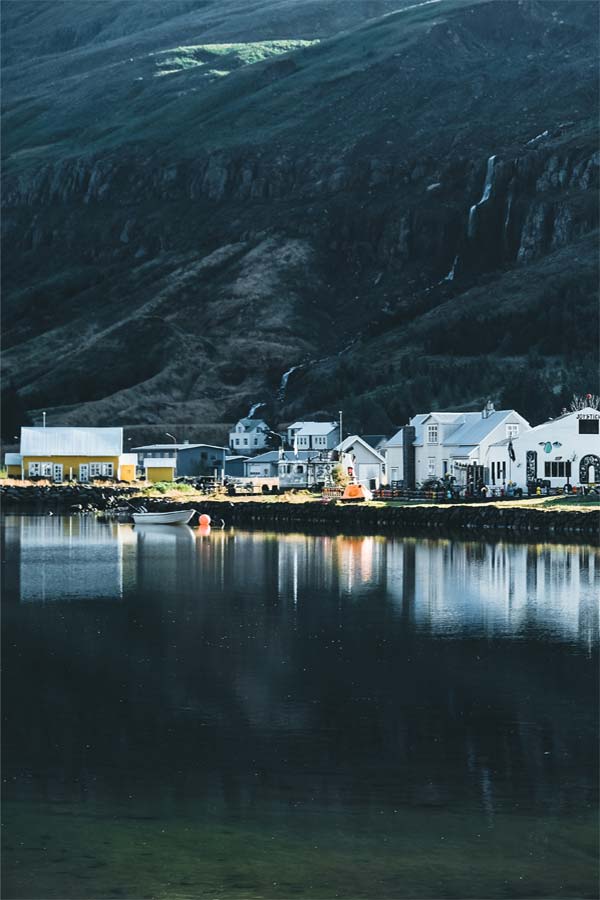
<box><xmin>2</xmin><ymin>515</ymin><xmax>598</xmax><ymax>899</ymax></box>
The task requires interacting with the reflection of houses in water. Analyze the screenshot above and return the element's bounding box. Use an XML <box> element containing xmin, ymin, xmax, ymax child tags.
<box><xmin>385</xmin><ymin>539</ymin><xmax>598</xmax><ymax>644</ymax></box>
<box><xmin>15</xmin><ymin>516</ymin><xmax>135</xmax><ymax>603</ymax></box>
<box><xmin>9</xmin><ymin>516</ymin><xmax>598</xmax><ymax>646</ymax></box>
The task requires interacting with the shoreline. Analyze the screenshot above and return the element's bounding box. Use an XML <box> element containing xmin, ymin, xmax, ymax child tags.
<box><xmin>1</xmin><ymin>484</ymin><xmax>598</xmax><ymax>542</ymax></box>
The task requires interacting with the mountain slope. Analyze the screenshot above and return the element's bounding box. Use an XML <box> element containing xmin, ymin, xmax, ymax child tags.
<box><xmin>2</xmin><ymin>0</ymin><xmax>598</xmax><ymax>432</ymax></box>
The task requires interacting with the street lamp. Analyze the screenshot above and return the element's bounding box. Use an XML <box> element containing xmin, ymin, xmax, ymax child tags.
<box><xmin>165</xmin><ymin>433</ymin><xmax>177</xmax><ymax>444</ymax></box>
<box><xmin>266</xmin><ymin>429</ymin><xmax>284</xmax><ymax>448</ymax></box>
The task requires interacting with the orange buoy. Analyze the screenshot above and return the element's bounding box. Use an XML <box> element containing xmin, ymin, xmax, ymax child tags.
<box><xmin>199</xmin><ymin>513</ymin><xmax>211</xmax><ymax>526</ymax></box>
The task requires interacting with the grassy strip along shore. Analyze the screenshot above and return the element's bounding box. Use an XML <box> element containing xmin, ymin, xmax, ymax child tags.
<box><xmin>1</xmin><ymin>483</ymin><xmax>598</xmax><ymax>542</ymax></box>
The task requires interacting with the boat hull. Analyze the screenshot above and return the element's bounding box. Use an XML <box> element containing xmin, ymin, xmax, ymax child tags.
<box><xmin>132</xmin><ymin>509</ymin><xmax>196</xmax><ymax>526</ymax></box>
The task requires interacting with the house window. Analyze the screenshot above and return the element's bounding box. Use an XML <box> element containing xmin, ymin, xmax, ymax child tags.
<box><xmin>89</xmin><ymin>463</ymin><xmax>102</xmax><ymax>478</ymax></box>
<box><xmin>491</xmin><ymin>461</ymin><xmax>495</xmax><ymax>484</ymax></box>
<box><xmin>101</xmin><ymin>463</ymin><xmax>113</xmax><ymax>477</ymax></box>
<box><xmin>427</xmin><ymin>457</ymin><xmax>436</xmax><ymax>476</ymax></box>
<box><xmin>506</xmin><ymin>424</ymin><xmax>520</xmax><ymax>439</ymax></box>
<box><xmin>296</xmin><ymin>465</ymin><xmax>304</xmax><ymax>474</ymax></box>
<box><xmin>579</xmin><ymin>419</ymin><xmax>599</xmax><ymax>434</ymax></box>
<box><xmin>254</xmin><ymin>438</ymin><xmax>258</xmax><ymax>445</ymax></box>
<box><xmin>243</xmin><ymin>438</ymin><xmax>248</xmax><ymax>445</ymax></box>
<box><xmin>28</xmin><ymin>462</ymin><xmax>41</xmax><ymax>477</ymax></box>
<box><xmin>544</xmin><ymin>461</ymin><xmax>572</xmax><ymax>478</ymax></box>
<box><xmin>235</xmin><ymin>438</ymin><xmax>240</xmax><ymax>446</ymax></box>
<box><xmin>427</xmin><ymin>425</ymin><xmax>438</xmax><ymax>444</ymax></box>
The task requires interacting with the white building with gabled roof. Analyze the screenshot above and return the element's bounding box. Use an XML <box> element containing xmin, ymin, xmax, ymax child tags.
<box><xmin>336</xmin><ymin>435</ymin><xmax>386</xmax><ymax>490</ymax></box>
<box><xmin>383</xmin><ymin>403</ymin><xmax>530</xmax><ymax>487</ymax></box>
<box><xmin>229</xmin><ymin>418</ymin><xmax>270</xmax><ymax>453</ymax></box>
<box><xmin>286</xmin><ymin>421</ymin><xmax>340</xmax><ymax>451</ymax></box>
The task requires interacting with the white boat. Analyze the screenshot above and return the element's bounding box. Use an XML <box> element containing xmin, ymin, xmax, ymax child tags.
<box><xmin>132</xmin><ymin>508</ymin><xmax>196</xmax><ymax>526</ymax></box>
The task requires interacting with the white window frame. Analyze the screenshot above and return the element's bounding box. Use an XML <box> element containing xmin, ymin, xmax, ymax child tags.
<box><xmin>427</xmin><ymin>424</ymin><xmax>438</xmax><ymax>444</ymax></box>
<box><xmin>427</xmin><ymin>457</ymin><xmax>436</xmax><ymax>476</ymax></box>
<box><xmin>506</xmin><ymin>424</ymin><xmax>519</xmax><ymax>439</ymax></box>
<box><xmin>28</xmin><ymin>462</ymin><xmax>41</xmax><ymax>477</ymax></box>
<box><xmin>53</xmin><ymin>464</ymin><xmax>63</xmax><ymax>482</ymax></box>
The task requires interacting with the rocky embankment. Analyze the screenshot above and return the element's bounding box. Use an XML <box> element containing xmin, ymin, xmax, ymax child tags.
<box><xmin>2</xmin><ymin>486</ymin><xmax>598</xmax><ymax>542</ymax></box>
<box><xmin>0</xmin><ymin>483</ymin><xmax>140</xmax><ymax>512</ymax></box>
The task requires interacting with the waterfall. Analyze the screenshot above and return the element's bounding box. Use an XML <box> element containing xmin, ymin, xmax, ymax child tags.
<box><xmin>503</xmin><ymin>193</ymin><xmax>513</xmax><ymax>236</ymax></box>
<box><xmin>384</xmin><ymin>0</ymin><xmax>442</xmax><ymax>15</ymax></box>
<box><xmin>278</xmin><ymin>365</ymin><xmax>302</xmax><ymax>403</ymax></box>
<box><xmin>479</xmin><ymin>155</ymin><xmax>496</xmax><ymax>204</ymax></box>
<box><xmin>526</xmin><ymin>129</ymin><xmax>549</xmax><ymax>146</ymax></box>
<box><xmin>467</xmin><ymin>204</ymin><xmax>477</xmax><ymax>238</ymax></box>
<box><xmin>468</xmin><ymin>154</ymin><xmax>497</xmax><ymax>239</ymax></box>
<box><xmin>247</xmin><ymin>401</ymin><xmax>265</xmax><ymax>418</ymax></box>
<box><xmin>444</xmin><ymin>255</ymin><xmax>459</xmax><ymax>282</ymax></box>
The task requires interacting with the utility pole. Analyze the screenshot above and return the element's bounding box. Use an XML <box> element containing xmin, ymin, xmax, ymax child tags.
<box><xmin>42</xmin><ymin>411</ymin><xmax>46</xmax><ymax>428</ymax></box>
<box><xmin>339</xmin><ymin>410</ymin><xmax>343</xmax><ymax>443</ymax></box>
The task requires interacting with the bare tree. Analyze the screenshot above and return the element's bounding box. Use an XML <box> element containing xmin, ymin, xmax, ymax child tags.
<box><xmin>569</xmin><ymin>393</ymin><xmax>600</xmax><ymax>411</ymax></box>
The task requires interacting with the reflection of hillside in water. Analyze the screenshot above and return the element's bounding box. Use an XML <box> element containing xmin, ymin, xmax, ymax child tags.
<box><xmin>2</xmin><ymin>517</ymin><xmax>598</xmax><ymax>826</ymax></box>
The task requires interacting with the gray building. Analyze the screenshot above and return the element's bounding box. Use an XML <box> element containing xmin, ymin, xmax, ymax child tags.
<box><xmin>131</xmin><ymin>443</ymin><xmax>227</xmax><ymax>478</ymax></box>
<box><xmin>225</xmin><ymin>455</ymin><xmax>250</xmax><ymax>477</ymax></box>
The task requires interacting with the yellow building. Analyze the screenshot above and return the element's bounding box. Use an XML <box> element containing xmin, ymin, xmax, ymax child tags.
<box><xmin>12</xmin><ymin>427</ymin><xmax>138</xmax><ymax>482</ymax></box>
<box><xmin>5</xmin><ymin>453</ymin><xmax>23</xmax><ymax>478</ymax></box>
<box><xmin>143</xmin><ymin>458</ymin><xmax>177</xmax><ymax>483</ymax></box>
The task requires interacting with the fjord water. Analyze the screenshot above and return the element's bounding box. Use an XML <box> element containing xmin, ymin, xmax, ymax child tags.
<box><xmin>2</xmin><ymin>516</ymin><xmax>598</xmax><ymax>900</ymax></box>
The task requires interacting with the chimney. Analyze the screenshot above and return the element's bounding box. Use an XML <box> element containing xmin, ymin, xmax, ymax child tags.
<box><xmin>482</xmin><ymin>400</ymin><xmax>495</xmax><ymax>419</ymax></box>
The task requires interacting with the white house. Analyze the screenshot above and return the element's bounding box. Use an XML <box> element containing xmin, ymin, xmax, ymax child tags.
<box><xmin>505</xmin><ymin>406</ymin><xmax>600</xmax><ymax>491</ymax></box>
<box><xmin>286</xmin><ymin>421</ymin><xmax>340</xmax><ymax>451</ymax></box>
<box><xmin>229</xmin><ymin>418</ymin><xmax>270</xmax><ymax>453</ymax></box>
<box><xmin>383</xmin><ymin>403</ymin><xmax>530</xmax><ymax>487</ymax></box>
<box><xmin>336</xmin><ymin>435</ymin><xmax>386</xmax><ymax>490</ymax></box>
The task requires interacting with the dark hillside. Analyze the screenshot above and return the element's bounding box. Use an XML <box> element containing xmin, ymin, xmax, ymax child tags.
<box><xmin>2</xmin><ymin>0</ymin><xmax>598</xmax><ymax>430</ymax></box>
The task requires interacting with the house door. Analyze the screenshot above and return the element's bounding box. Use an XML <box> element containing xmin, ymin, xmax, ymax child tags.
<box><xmin>580</xmin><ymin>455</ymin><xmax>600</xmax><ymax>484</ymax></box>
<box><xmin>79</xmin><ymin>464</ymin><xmax>89</xmax><ymax>482</ymax></box>
<box><xmin>53</xmin><ymin>464</ymin><xmax>63</xmax><ymax>483</ymax></box>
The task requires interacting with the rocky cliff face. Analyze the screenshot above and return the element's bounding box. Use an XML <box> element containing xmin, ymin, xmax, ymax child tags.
<box><xmin>2</xmin><ymin>0</ymin><xmax>598</xmax><ymax>431</ymax></box>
